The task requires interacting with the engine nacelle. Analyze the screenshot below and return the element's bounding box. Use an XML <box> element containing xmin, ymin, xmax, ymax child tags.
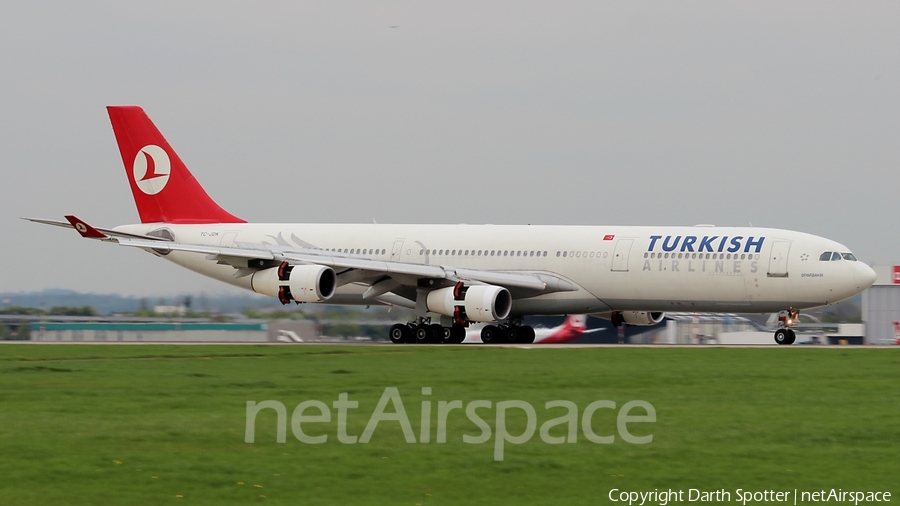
<box><xmin>251</xmin><ymin>263</ymin><xmax>336</xmax><ymax>304</ymax></box>
<box><xmin>426</xmin><ymin>283</ymin><xmax>512</xmax><ymax>323</ymax></box>
<box><xmin>610</xmin><ymin>311</ymin><xmax>665</xmax><ymax>327</ymax></box>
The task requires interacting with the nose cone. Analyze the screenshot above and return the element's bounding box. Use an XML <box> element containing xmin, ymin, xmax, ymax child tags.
<box><xmin>834</xmin><ymin>261</ymin><xmax>878</xmax><ymax>302</ymax></box>
<box><xmin>861</xmin><ymin>263</ymin><xmax>877</xmax><ymax>288</ymax></box>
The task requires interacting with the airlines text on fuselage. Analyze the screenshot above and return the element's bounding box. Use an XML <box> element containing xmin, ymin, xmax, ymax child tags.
<box><xmin>647</xmin><ymin>236</ymin><xmax>765</xmax><ymax>253</ymax></box>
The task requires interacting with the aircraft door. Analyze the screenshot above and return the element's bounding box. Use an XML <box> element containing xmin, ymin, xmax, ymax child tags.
<box><xmin>611</xmin><ymin>239</ymin><xmax>633</xmax><ymax>272</ymax></box>
<box><xmin>390</xmin><ymin>240</ymin><xmax>404</xmax><ymax>262</ymax></box>
<box><xmin>767</xmin><ymin>240</ymin><xmax>791</xmax><ymax>278</ymax></box>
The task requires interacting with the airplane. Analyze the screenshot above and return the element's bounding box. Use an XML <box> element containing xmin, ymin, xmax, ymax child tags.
<box><xmin>462</xmin><ymin>314</ymin><xmax>603</xmax><ymax>344</ymax></box>
<box><xmin>26</xmin><ymin>106</ymin><xmax>878</xmax><ymax>346</ymax></box>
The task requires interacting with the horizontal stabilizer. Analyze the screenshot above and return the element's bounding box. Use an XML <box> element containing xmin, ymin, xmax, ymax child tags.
<box><xmin>22</xmin><ymin>217</ymin><xmax>167</xmax><ymax>241</ymax></box>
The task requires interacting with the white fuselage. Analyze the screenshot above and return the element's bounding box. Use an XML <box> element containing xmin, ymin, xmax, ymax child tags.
<box><xmin>117</xmin><ymin>223</ymin><xmax>876</xmax><ymax>316</ymax></box>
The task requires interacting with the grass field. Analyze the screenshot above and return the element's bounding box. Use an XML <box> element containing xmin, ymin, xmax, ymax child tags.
<box><xmin>0</xmin><ymin>344</ymin><xmax>897</xmax><ymax>505</ymax></box>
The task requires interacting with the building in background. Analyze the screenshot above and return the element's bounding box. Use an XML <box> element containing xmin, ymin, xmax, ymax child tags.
<box><xmin>862</xmin><ymin>265</ymin><xmax>900</xmax><ymax>345</ymax></box>
<box><xmin>31</xmin><ymin>322</ymin><xmax>269</xmax><ymax>343</ymax></box>
<box><xmin>652</xmin><ymin>313</ymin><xmax>762</xmax><ymax>344</ymax></box>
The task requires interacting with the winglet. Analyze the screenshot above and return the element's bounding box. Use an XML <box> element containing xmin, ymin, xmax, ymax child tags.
<box><xmin>64</xmin><ymin>215</ymin><xmax>109</xmax><ymax>239</ymax></box>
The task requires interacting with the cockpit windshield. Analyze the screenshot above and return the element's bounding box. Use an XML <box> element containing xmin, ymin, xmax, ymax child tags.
<box><xmin>819</xmin><ymin>251</ymin><xmax>857</xmax><ymax>261</ymax></box>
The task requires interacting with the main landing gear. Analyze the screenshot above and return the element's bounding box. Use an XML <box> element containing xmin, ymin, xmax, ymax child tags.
<box><xmin>389</xmin><ymin>318</ymin><xmax>466</xmax><ymax>345</ymax></box>
<box><xmin>387</xmin><ymin>317</ymin><xmax>535</xmax><ymax>344</ymax></box>
<box><xmin>773</xmin><ymin>308</ymin><xmax>799</xmax><ymax>345</ymax></box>
<box><xmin>480</xmin><ymin>324</ymin><xmax>536</xmax><ymax>344</ymax></box>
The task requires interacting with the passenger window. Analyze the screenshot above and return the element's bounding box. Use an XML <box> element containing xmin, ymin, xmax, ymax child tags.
<box><xmin>831</xmin><ymin>252</ymin><xmax>842</xmax><ymax>261</ymax></box>
<box><xmin>819</xmin><ymin>252</ymin><xmax>831</xmax><ymax>261</ymax></box>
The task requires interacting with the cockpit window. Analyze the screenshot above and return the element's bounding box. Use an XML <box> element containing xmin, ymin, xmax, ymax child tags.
<box><xmin>819</xmin><ymin>251</ymin><xmax>858</xmax><ymax>261</ymax></box>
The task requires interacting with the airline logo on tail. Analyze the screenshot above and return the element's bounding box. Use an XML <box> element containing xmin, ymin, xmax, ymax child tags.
<box><xmin>133</xmin><ymin>145</ymin><xmax>171</xmax><ymax>195</ymax></box>
<box><xmin>106</xmin><ymin>106</ymin><xmax>244</xmax><ymax>224</ymax></box>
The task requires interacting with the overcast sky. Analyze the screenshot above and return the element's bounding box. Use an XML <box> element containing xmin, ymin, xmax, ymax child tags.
<box><xmin>1</xmin><ymin>1</ymin><xmax>897</xmax><ymax>297</ymax></box>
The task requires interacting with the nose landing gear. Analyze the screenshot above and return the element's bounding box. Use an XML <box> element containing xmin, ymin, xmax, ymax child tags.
<box><xmin>774</xmin><ymin>308</ymin><xmax>799</xmax><ymax>345</ymax></box>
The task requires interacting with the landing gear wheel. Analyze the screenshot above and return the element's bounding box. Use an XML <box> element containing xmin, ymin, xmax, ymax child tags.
<box><xmin>414</xmin><ymin>324</ymin><xmax>432</xmax><ymax>344</ymax></box>
<box><xmin>447</xmin><ymin>324</ymin><xmax>466</xmax><ymax>344</ymax></box>
<box><xmin>430</xmin><ymin>324</ymin><xmax>445</xmax><ymax>343</ymax></box>
<box><xmin>786</xmin><ymin>328</ymin><xmax>796</xmax><ymax>345</ymax></box>
<box><xmin>389</xmin><ymin>324</ymin><xmax>408</xmax><ymax>344</ymax></box>
<box><xmin>503</xmin><ymin>325</ymin><xmax>519</xmax><ymax>343</ymax></box>
<box><xmin>774</xmin><ymin>328</ymin><xmax>792</xmax><ymax>345</ymax></box>
<box><xmin>521</xmin><ymin>326</ymin><xmax>536</xmax><ymax>344</ymax></box>
<box><xmin>481</xmin><ymin>325</ymin><xmax>499</xmax><ymax>344</ymax></box>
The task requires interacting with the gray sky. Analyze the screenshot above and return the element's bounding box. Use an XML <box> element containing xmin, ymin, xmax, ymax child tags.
<box><xmin>1</xmin><ymin>1</ymin><xmax>897</xmax><ymax>297</ymax></box>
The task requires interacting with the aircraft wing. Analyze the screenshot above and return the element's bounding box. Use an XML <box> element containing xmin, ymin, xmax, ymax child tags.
<box><xmin>117</xmin><ymin>237</ymin><xmax>552</xmax><ymax>291</ymax></box>
<box><xmin>30</xmin><ymin>216</ymin><xmax>576</xmax><ymax>298</ymax></box>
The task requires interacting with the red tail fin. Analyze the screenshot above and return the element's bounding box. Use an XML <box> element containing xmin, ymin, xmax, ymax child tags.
<box><xmin>107</xmin><ymin>106</ymin><xmax>244</xmax><ymax>224</ymax></box>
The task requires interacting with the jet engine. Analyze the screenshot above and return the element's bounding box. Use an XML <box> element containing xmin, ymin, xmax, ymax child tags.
<box><xmin>610</xmin><ymin>311</ymin><xmax>665</xmax><ymax>327</ymax></box>
<box><xmin>426</xmin><ymin>282</ymin><xmax>512</xmax><ymax>323</ymax></box>
<box><xmin>251</xmin><ymin>262</ymin><xmax>336</xmax><ymax>304</ymax></box>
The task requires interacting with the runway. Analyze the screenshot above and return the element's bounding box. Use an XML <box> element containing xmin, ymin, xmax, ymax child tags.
<box><xmin>1</xmin><ymin>341</ymin><xmax>891</xmax><ymax>348</ymax></box>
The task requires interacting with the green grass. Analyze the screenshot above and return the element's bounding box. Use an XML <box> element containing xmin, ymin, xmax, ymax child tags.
<box><xmin>0</xmin><ymin>344</ymin><xmax>897</xmax><ymax>505</ymax></box>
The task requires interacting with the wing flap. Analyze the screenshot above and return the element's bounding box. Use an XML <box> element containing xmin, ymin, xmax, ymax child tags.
<box><xmin>453</xmin><ymin>268</ymin><xmax>547</xmax><ymax>291</ymax></box>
